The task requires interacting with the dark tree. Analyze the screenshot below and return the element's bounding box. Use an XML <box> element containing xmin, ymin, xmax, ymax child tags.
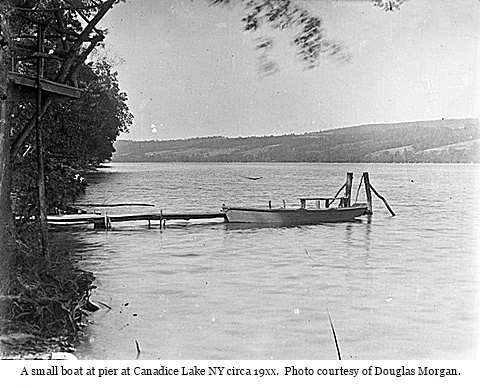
<box><xmin>0</xmin><ymin>4</ymin><xmax>15</xmax><ymax>295</ymax></box>
<box><xmin>0</xmin><ymin>0</ymin><xmax>128</xmax><ymax>300</ymax></box>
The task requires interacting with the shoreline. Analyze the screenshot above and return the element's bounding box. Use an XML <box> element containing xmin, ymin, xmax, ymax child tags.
<box><xmin>0</xmin><ymin>227</ymin><xmax>96</xmax><ymax>359</ymax></box>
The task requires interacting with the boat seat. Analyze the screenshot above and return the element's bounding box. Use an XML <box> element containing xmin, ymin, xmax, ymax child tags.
<box><xmin>299</xmin><ymin>197</ymin><xmax>347</xmax><ymax>209</ymax></box>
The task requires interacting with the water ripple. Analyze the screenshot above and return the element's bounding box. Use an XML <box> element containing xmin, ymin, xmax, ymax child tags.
<box><xmin>74</xmin><ymin>163</ymin><xmax>479</xmax><ymax>360</ymax></box>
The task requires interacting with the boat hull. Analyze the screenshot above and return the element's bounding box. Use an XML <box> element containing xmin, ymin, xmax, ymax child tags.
<box><xmin>223</xmin><ymin>204</ymin><xmax>368</xmax><ymax>224</ymax></box>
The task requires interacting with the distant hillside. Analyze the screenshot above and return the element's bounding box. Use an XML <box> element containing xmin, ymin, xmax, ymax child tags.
<box><xmin>113</xmin><ymin>118</ymin><xmax>480</xmax><ymax>163</ymax></box>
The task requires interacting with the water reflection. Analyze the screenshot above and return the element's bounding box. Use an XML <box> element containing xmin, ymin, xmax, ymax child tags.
<box><xmin>223</xmin><ymin>218</ymin><xmax>364</xmax><ymax>231</ymax></box>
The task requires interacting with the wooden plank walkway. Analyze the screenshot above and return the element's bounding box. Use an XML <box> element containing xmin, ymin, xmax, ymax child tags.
<box><xmin>47</xmin><ymin>211</ymin><xmax>227</xmax><ymax>229</ymax></box>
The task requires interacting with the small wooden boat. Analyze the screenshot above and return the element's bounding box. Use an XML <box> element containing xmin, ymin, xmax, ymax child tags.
<box><xmin>222</xmin><ymin>198</ymin><xmax>368</xmax><ymax>225</ymax></box>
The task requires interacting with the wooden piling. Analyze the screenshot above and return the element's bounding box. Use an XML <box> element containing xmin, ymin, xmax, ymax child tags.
<box><xmin>344</xmin><ymin>172</ymin><xmax>353</xmax><ymax>207</ymax></box>
<box><xmin>362</xmin><ymin>172</ymin><xmax>373</xmax><ymax>215</ymax></box>
<box><xmin>369</xmin><ymin>183</ymin><xmax>396</xmax><ymax>217</ymax></box>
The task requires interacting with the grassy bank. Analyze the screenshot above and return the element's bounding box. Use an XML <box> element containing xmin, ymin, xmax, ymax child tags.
<box><xmin>0</xmin><ymin>225</ymin><xmax>96</xmax><ymax>359</ymax></box>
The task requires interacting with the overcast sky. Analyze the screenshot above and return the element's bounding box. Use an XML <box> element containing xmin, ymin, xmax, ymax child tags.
<box><xmin>99</xmin><ymin>0</ymin><xmax>479</xmax><ymax>141</ymax></box>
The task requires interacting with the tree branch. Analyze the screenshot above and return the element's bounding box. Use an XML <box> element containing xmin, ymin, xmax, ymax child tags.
<box><xmin>11</xmin><ymin>0</ymin><xmax>116</xmax><ymax>157</ymax></box>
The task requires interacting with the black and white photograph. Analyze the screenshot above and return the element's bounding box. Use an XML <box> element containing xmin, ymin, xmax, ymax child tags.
<box><xmin>0</xmin><ymin>0</ymin><xmax>478</xmax><ymax>385</ymax></box>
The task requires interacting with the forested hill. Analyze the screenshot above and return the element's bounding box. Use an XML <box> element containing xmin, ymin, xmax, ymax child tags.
<box><xmin>113</xmin><ymin>118</ymin><xmax>479</xmax><ymax>163</ymax></box>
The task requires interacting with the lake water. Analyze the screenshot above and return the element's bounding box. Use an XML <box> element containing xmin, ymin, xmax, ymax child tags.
<box><xmin>68</xmin><ymin>162</ymin><xmax>479</xmax><ymax>360</ymax></box>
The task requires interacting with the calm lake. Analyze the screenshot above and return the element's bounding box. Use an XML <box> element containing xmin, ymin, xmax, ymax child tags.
<box><xmin>68</xmin><ymin>162</ymin><xmax>479</xmax><ymax>360</ymax></box>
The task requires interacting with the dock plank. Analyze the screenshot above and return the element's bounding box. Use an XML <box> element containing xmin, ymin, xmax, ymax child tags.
<box><xmin>47</xmin><ymin>211</ymin><xmax>226</xmax><ymax>226</ymax></box>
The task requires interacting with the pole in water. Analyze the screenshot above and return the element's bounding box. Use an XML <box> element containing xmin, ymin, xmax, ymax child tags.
<box><xmin>362</xmin><ymin>172</ymin><xmax>373</xmax><ymax>215</ymax></box>
<box><xmin>369</xmin><ymin>183</ymin><xmax>396</xmax><ymax>217</ymax></box>
<box><xmin>345</xmin><ymin>172</ymin><xmax>353</xmax><ymax>207</ymax></box>
<box><xmin>135</xmin><ymin>340</ymin><xmax>141</xmax><ymax>359</ymax></box>
<box><xmin>326</xmin><ymin>308</ymin><xmax>342</xmax><ymax>360</ymax></box>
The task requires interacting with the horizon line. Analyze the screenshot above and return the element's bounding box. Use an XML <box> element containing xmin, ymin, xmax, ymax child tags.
<box><xmin>116</xmin><ymin>116</ymin><xmax>479</xmax><ymax>143</ymax></box>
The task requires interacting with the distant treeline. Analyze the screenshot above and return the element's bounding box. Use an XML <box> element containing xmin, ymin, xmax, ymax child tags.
<box><xmin>113</xmin><ymin>118</ymin><xmax>480</xmax><ymax>163</ymax></box>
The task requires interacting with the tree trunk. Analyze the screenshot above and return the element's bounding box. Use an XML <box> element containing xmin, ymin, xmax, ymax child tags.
<box><xmin>0</xmin><ymin>5</ymin><xmax>15</xmax><ymax>294</ymax></box>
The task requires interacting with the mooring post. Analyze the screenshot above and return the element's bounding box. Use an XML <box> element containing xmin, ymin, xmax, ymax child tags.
<box><xmin>369</xmin><ymin>183</ymin><xmax>396</xmax><ymax>217</ymax></box>
<box><xmin>345</xmin><ymin>172</ymin><xmax>353</xmax><ymax>207</ymax></box>
<box><xmin>363</xmin><ymin>172</ymin><xmax>373</xmax><ymax>215</ymax></box>
<box><xmin>104</xmin><ymin>213</ymin><xmax>111</xmax><ymax>230</ymax></box>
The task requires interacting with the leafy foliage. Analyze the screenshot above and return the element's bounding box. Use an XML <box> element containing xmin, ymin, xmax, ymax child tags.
<box><xmin>11</xmin><ymin>60</ymin><xmax>132</xmax><ymax>217</ymax></box>
<box><xmin>2</xmin><ymin>1</ymin><xmax>130</xmax><ymax>357</ymax></box>
<box><xmin>47</xmin><ymin>61</ymin><xmax>133</xmax><ymax>165</ymax></box>
<box><xmin>2</xmin><ymin>205</ymin><xmax>92</xmax><ymax>356</ymax></box>
<box><xmin>211</xmin><ymin>0</ymin><xmax>405</xmax><ymax>70</ymax></box>
<box><xmin>7</xmin><ymin>0</ymin><xmax>133</xmax><ymax>217</ymax></box>
<box><xmin>1</xmin><ymin>225</ymin><xmax>96</xmax><ymax>356</ymax></box>
<box><xmin>372</xmin><ymin>1</ymin><xmax>405</xmax><ymax>12</ymax></box>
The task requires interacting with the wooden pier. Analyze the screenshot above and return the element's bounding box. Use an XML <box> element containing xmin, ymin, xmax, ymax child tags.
<box><xmin>47</xmin><ymin>211</ymin><xmax>227</xmax><ymax>229</ymax></box>
<box><xmin>47</xmin><ymin>171</ymin><xmax>394</xmax><ymax>230</ymax></box>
